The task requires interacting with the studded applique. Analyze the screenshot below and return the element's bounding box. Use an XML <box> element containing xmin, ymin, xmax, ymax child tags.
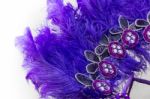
<box><xmin>143</xmin><ymin>25</ymin><xmax>150</xmax><ymax>43</ymax></box>
<box><xmin>99</xmin><ymin>61</ymin><xmax>117</xmax><ymax>79</ymax></box>
<box><xmin>135</xmin><ymin>11</ymin><xmax>150</xmax><ymax>43</ymax></box>
<box><xmin>92</xmin><ymin>80</ymin><xmax>112</xmax><ymax>95</ymax></box>
<box><xmin>110</xmin><ymin>15</ymin><xmax>140</xmax><ymax>47</ymax></box>
<box><xmin>121</xmin><ymin>29</ymin><xmax>139</xmax><ymax>47</ymax></box>
<box><xmin>108</xmin><ymin>41</ymin><xmax>126</xmax><ymax>58</ymax></box>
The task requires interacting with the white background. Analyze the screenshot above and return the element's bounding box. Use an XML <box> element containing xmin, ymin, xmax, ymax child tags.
<box><xmin>0</xmin><ymin>0</ymin><xmax>150</xmax><ymax>99</ymax></box>
<box><xmin>0</xmin><ymin>0</ymin><xmax>46</xmax><ymax>99</ymax></box>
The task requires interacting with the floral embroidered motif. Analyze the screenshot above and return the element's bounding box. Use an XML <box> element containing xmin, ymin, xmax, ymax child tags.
<box><xmin>135</xmin><ymin>11</ymin><xmax>150</xmax><ymax>43</ymax></box>
<box><xmin>110</xmin><ymin>15</ymin><xmax>140</xmax><ymax>47</ymax></box>
<box><xmin>99</xmin><ymin>61</ymin><xmax>117</xmax><ymax>79</ymax></box>
<box><xmin>108</xmin><ymin>41</ymin><xmax>126</xmax><ymax>58</ymax></box>
<box><xmin>142</xmin><ymin>25</ymin><xmax>150</xmax><ymax>43</ymax></box>
<box><xmin>92</xmin><ymin>80</ymin><xmax>112</xmax><ymax>95</ymax></box>
<box><xmin>122</xmin><ymin>29</ymin><xmax>139</xmax><ymax>47</ymax></box>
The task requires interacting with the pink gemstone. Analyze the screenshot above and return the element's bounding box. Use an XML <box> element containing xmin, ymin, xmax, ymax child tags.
<box><xmin>143</xmin><ymin>25</ymin><xmax>150</xmax><ymax>43</ymax></box>
<box><xmin>99</xmin><ymin>61</ymin><xmax>117</xmax><ymax>79</ymax></box>
<box><xmin>92</xmin><ymin>80</ymin><xmax>112</xmax><ymax>95</ymax></box>
<box><xmin>108</xmin><ymin>41</ymin><xmax>126</xmax><ymax>58</ymax></box>
<box><xmin>121</xmin><ymin>29</ymin><xmax>139</xmax><ymax>47</ymax></box>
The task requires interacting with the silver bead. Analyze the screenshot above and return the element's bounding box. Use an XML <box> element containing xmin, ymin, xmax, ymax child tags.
<box><xmin>131</xmin><ymin>35</ymin><xmax>136</xmax><ymax>39</ymax></box>
<box><xmin>126</xmin><ymin>36</ymin><xmax>131</xmax><ymax>41</ymax></box>
<box><xmin>117</xmin><ymin>45</ymin><xmax>121</xmax><ymax>49</ymax></box>
<box><xmin>118</xmin><ymin>50</ymin><xmax>123</xmax><ymax>54</ymax></box>
<box><xmin>104</xmin><ymin>68</ymin><xmax>109</xmax><ymax>73</ymax></box>
<box><xmin>127</xmin><ymin>32</ymin><xmax>132</xmax><ymax>36</ymax></box>
<box><xmin>96</xmin><ymin>83</ymin><xmax>102</xmax><ymax>87</ymax></box>
<box><xmin>102</xmin><ymin>63</ymin><xmax>107</xmax><ymax>68</ymax></box>
<box><xmin>113</xmin><ymin>49</ymin><xmax>118</xmax><ymax>53</ymax></box>
<box><xmin>100</xmin><ymin>86</ymin><xmax>105</xmax><ymax>91</ymax></box>
<box><xmin>130</xmin><ymin>39</ymin><xmax>135</xmax><ymax>43</ymax></box>
<box><xmin>107</xmin><ymin>64</ymin><xmax>112</xmax><ymax>69</ymax></box>
<box><xmin>109</xmin><ymin>69</ymin><xmax>114</xmax><ymax>74</ymax></box>
<box><xmin>111</xmin><ymin>44</ymin><xmax>117</xmax><ymax>48</ymax></box>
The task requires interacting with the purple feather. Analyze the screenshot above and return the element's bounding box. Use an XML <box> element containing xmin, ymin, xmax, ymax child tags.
<box><xmin>16</xmin><ymin>0</ymin><xmax>150</xmax><ymax>98</ymax></box>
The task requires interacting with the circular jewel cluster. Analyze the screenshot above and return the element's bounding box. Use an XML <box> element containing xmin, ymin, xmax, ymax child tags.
<box><xmin>122</xmin><ymin>29</ymin><xmax>139</xmax><ymax>47</ymax></box>
<box><xmin>93</xmin><ymin>80</ymin><xmax>112</xmax><ymax>95</ymax></box>
<box><xmin>108</xmin><ymin>42</ymin><xmax>126</xmax><ymax>58</ymax></box>
<box><xmin>135</xmin><ymin>11</ymin><xmax>150</xmax><ymax>43</ymax></box>
<box><xmin>97</xmin><ymin>33</ymin><xmax>126</xmax><ymax>59</ymax></box>
<box><xmin>143</xmin><ymin>25</ymin><xmax>150</xmax><ymax>42</ymax></box>
<box><xmin>99</xmin><ymin>61</ymin><xmax>116</xmax><ymax>79</ymax></box>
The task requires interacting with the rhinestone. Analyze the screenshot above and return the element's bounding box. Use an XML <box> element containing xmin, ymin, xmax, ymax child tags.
<box><xmin>104</xmin><ymin>68</ymin><xmax>109</xmax><ymax>73</ymax></box>
<box><xmin>126</xmin><ymin>36</ymin><xmax>131</xmax><ymax>41</ymax></box>
<box><xmin>147</xmin><ymin>31</ymin><xmax>150</xmax><ymax>38</ymax></box>
<box><xmin>102</xmin><ymin>82</ymin><xmax>106</xmax><ymax>86</ymax></box>
<box><xmin>117</xmin><ymin>45</ymin><xmax>121</xmax><ymax>49</ymax></box>
<box><xmin>100</xmin><ymin>86</ymin><xmax>105</xmax><ymax>91</ymax></box>
<box><xmin>118</xmin><ymin>50</ymin><xmax>123</xmax><ymax>54</ymax></box>
<box><xmin>102</xmin><ymin>63</ymin><xmax>107</xmax><ymax>68</ymax></box>
<box><xmin>107</xmin><ymin>64</ymin><xmax>112</xmax><ymax>69</ymax></box>
<box><xmin>130</xmin><ymin>39</ymin><xmax>135</xmax><ymax>43</ymax></box>
<box><xmin>147</xmin><ymin>31</ymin><xmax>150</xmax><ymax>36</ymax></box>
<box><xmin>96</xmin><ymin>83</ymin><xmax>102</xmax><ymax>87</ymax></box>
<box><xmin>113</xmin><ymin>49</ymin><xmax>118</xmax><ymax>53</ymax></box>
<box><xmin>131</xmin><ymin>35</ymin><xmax>136</xmax><ymax>39</ymax></box>
<box><xmin>127</xmin><ymin>32</ymin><xmax>132</xmax><ymax>36</ymax></box>
<box><xmin>109</xmin><ymin>69</ymin><xmax>114</xmax><ymax>74</ymax></box>
<box><xmin>111</xmin><ymin>44</ymin><xmax>117</xmax><ymax>48</ymax></box>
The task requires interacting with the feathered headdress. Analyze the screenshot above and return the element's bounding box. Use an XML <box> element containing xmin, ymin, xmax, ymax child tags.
<box><xmin>16</xmin><ymin>0</ymin><xmax>150</xmax><ymax>99</ymax></box>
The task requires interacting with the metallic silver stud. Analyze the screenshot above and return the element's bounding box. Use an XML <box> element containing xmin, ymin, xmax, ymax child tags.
<box><xmin>117</xmin><ymin>45</ymin><xmax>121</xmax><ymax>49</ymax></box>
<box><xmin>127</xmin><ymin>32</ymin><xmax>132</xmax><ymax>36</ymax></box>
<box><xmin>107</xmin><ymin>64</ymin><xmax>112</xmax><ymax>69</ymax></box>
<box><xmin>147</xmin><ymin>31</ymin><xmax>150</xmax><ymax>38</ymax></box>
<box><xmin>109</xmin><ymin>69</ymin><xmax>114</xmax><ymax>74</ymax></box>
<box><xmin>97</xmin><ymin>83</ymin><xmax>102</xmax><ymax>87</ymax></box>
<box><xmin>113</xmin><ymin>49</ymin><xmax>118</xmax><ymax>53</ymax></box>
<box><xmin>126</xmin><ymin>36</ymin><xmax>131</xmax><ymax>41</ymax></box>
<box><xmin>130</xmin><ymin>39</ymin><xmax>135</xmax><ymax>43</ymax></box>
<box><xmin>102</xmin><ymin>63</ymin><xmax>107</xmax><ymax>68</ymax></box>
<box><xmin>100</xmin><ymin>86</ymin><xmax>105</xmax><ymax>91</ymax></box>
<box><xmin>111</xmin><ymin>44</ymin><xmax>117</xmax><ymax>48</ymax></box>
<box><xmin>131</xmin><ymin>35</ymin><xmax>136</xmax><ymax>39</ymax></box>
<box><xmin>104</xmin><ymin>68</ymin><xmax>109</xmax><ymax>73</ymax></box>
<box><xmin>118</xmin><ymin>50</ymin><xmax>123</xmax><ymax>54</ymax></box>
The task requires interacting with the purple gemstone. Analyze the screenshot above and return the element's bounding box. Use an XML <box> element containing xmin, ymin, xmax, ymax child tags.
<box><xmin>143</xmin><ymin>25</ymin><xmax>150</xmax><ymax>43</ymax></box>
<box><xmin>108</xmin><ymin>41</ymin><xmax>126</xmax><ymax>58</ymax></box>
<box><xmin>92</xmin><ymin>80</ymin><xmax>112</xmax><ymax>95</ymax></box>
<box><xmin>99</xmin><ymin>61</ymin><xmax>117</xmax><ymax>79</ymax></box>
<box><xmin>121</xmin><ymin>29</ymin><xmax>139</xmax><ymax>47</ymax></box>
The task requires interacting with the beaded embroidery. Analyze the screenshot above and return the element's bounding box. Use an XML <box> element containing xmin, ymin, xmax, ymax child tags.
<box><xmin>75</xmin><ymin>11</ymin><xmax>150</xmax><ymax>99</ymax></box>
